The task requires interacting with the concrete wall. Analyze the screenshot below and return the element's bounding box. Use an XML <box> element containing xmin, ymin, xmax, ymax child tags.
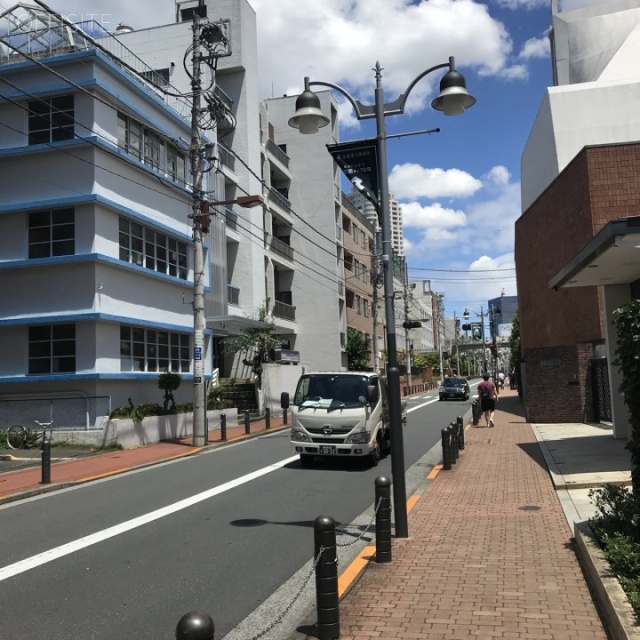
<box><xmin>54</xmin><ymin>408</ymin><xmax>238</xmax><ymax>449</ymax></box>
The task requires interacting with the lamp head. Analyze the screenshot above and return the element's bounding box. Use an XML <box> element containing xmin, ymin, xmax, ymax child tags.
<box><xmin>463</xmin><ymin>309</ymin><xmax>470</xmax><ymax>320</ymax></box>
<box><xmin>288</xmin><ymin>82</ymin><xmax>330</xmax><ymax>135</ymax></box>
<box><xmin>431</xmin><ymin>69</ymin><xmax>476</xmax><ymax>116</ymax></box>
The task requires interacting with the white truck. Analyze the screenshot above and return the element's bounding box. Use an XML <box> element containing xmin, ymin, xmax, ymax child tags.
<box><xmin>281</xmin><ymin>371</ymin><xmax>407</xmax><ymax>467</ymax></box>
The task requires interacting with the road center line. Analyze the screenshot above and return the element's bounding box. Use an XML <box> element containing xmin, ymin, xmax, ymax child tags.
<box><xmin>0</xmin><ymin>455</ymin><xmax>299</xmax><ymax>583</ymax></box>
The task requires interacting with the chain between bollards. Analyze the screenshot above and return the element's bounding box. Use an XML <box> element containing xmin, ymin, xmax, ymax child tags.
<box><xmin>41</xmin><ymin>436</ymin><xmax>51</xmax><ymax>485</ymax></box>
<box><xmin>375</xmin><ymin>476</ymin><xmax>392</xmax><ymax>563</ymax></box>
<box><xmin>314</xmin><ymin>516</ymin><xmax>340</xmax><ymax>640</ymax></box>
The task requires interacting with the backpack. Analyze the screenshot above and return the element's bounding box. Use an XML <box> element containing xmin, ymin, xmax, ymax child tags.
<box><xmin>480</xmin><ymin>385</ymin><xmax>490</xmax><ymax>398</ymax></box>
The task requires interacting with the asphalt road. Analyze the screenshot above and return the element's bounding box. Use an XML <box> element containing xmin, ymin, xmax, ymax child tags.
<box><xmin>0</xmin><ymin>384</ymin><xmax>476</xmax><ymax>640</ymax></box>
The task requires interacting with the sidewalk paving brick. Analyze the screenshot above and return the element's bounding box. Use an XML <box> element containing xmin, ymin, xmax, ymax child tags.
<box><xmin>335</xmin><ymin>390</ymin><xmax>608</xmax><ymax>639</ymax></box>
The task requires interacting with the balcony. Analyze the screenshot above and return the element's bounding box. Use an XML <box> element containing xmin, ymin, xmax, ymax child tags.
<box><xmin>224</xmin><ymin>206</ymin><xmax>238</xmax><ymax>230</ymax></box>
<box><xmin>266</xmin><ymin>233</ymin><xmax>294</xmax><ymax>261</ymax></box>
<box><xmin>268</xmin><ymin>186</ymin><xmax>291</xmax><ymax>211</ymax></box>
<box><xmin>228</xmin><ymin>284</ymin><xmax>240</xmax><ymax>306</ymax></box>
<box><xmin>218</xmin><ymin>141</ymin><xmax>235</xmax><ymax>172</ymax></box>
<box><xmin>273</xmin><ymin>300</ymin><xmax>296</xmax><ymax>321</ymax></box>
<box><xmin>266</xmin><ymin>138</ymin><xmax>290</xmax><ymax>169</ymax></box>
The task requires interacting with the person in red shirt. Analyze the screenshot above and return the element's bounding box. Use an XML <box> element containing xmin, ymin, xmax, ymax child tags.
<box><xmin>477</xmin><ymin>372</ymin><xmax>498</xmax><ymax>427</ymax></box>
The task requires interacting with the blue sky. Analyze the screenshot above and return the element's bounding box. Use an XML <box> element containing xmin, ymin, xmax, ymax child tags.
<box><xmin>0</xmin><ymin>0</ymin><xmax>599</xmax><ymax>320</ymax></box>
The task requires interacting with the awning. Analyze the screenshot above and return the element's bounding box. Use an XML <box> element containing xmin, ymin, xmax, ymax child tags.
<box><xmin>549</xmin><ymin>217</ymin><xmax>640</xmax><ymax>290</ymax></box>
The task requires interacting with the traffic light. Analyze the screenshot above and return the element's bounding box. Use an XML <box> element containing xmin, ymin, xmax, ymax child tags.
<box><xmin>402</xmin><ymin>320</ymin><xmax>422</xmax><ymax>329</ymax></box>
<box><xmin>462</xmin><ymin>323</ymin><xmax>471</xmax><ymax>331</ymax></box>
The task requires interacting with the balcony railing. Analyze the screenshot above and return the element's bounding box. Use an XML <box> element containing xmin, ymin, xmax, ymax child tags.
<box><xmin>273</xmin><ymin>300</ymin><xmax>296</xmax><ymax>321</ymax></box>
<box><xmin>218</xmin><ymin>142</ymin><xmax>235</xmax><ymax>172</ymax></box>
<box><xmin>266</xmin><ymin>234</ymin><xmax>294</xmax><ymax>261</ymax></box>
<box><xmin>227</xmin><ymin>284</ymin><xmax>240</xmax><ymax>306</ymax></box>
<box><xmin>266</xmin><ymin>138</ymin><xmax>290</xmax><ymax>169</ymax></box>
<box><xmin>224</xmin><ymin>206</ymin><xmax>238</xmax><ymax>230</ymax></box>
<box><xmin>268</xmin><ymin>186</ymin><xmax>291</xmax><ymax>211</ymax></box>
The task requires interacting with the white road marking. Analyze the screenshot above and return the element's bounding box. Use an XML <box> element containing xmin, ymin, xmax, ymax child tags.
<box><xmin>0</xmin><ymin>455</ymin><xmax>299</xmax><ymax>583</ymax></box>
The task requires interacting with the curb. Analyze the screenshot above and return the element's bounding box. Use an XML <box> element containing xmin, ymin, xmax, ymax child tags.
<box><xmin>574</xmin><ymin>522</ymin><xmax>640</xmax><ymax>640</ymax></box>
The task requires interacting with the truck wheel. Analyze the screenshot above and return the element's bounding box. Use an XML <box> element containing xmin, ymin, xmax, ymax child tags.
<box><xmin>300</xmin><ymin>454</ymin><xmax>314</xmax><ymax>467</ymax></box>
<box><xmin>369</xmin><ymin>440</ymin><xmax>381</xmax><ymax>467</ymax></box>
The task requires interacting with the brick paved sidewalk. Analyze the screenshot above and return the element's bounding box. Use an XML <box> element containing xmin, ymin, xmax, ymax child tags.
<box><xmin>335</xmin><ymin>390</ymin><xmax>607</xmax><ymax>639</ymax></box>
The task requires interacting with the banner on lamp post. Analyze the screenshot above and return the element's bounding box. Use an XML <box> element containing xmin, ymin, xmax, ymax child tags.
<box><xmin>326</xmin><ymin>140</ymin><xmax>379</xmax><ymax>214</ymax></box>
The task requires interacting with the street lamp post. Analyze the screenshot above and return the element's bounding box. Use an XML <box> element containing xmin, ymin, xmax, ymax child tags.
<box><xmin>289</xmin><ymin>61</ymin><xmax>475</xmax><ymax>537</ymax></box>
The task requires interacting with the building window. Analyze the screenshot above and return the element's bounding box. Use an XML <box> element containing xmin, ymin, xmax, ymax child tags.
<box><xmin>364</xmin><ymin>300</ymin><xmax>370</xmax><ymax>317</ymax></box>
<box><xmin>28</xmin><ymin>324</ymin><xmax>76</xmax><ymax>374</ymax></box>
<box><xmin>356</xmin><ymin>295</ymin><xmax>362</xmax><ymax>314</ymax></box>
<box><xmin>120</xmin><ymin>325</ymin><xmax>190</xmax><ymax>373</ymax></box>
<box><xmin>28</xmin><ymin>208</ymin><xmax>75</xmax><ymax>258</ymax></box>
<box><xmin>28</xmin><ymin>94</ymin><xmax>74</xmax><ymax>145</ymax></box>
<box><xmin>117</xmin><ymin>112</ymin><xmax>186</xmax><ymax>183</ymax></box>
<box><xmin>140</xmin><ymin>68</ymin><xmax>171</xmax><ymax>88</ymax></box>
<box><xmin>119</xmin><ymin>217</ymin><xmax>187</xmax><ymax>279</ymax></box>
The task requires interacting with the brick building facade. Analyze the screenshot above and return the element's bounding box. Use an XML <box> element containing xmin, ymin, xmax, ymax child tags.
<box><xmin>515</xmin><ymin>142</ymin><xmax>640</xmax><ymax>422</ymax></box>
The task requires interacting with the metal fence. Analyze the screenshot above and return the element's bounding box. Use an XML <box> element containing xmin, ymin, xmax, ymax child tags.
<box><xmin>0</xmin><ymin>396</ymin><xmax>111</xmax><ymax>431</ymax></box>
<box><xmin>590</xmin><ymin>358</ymin><xmax>612</xmax><ymax>423</ymax></box>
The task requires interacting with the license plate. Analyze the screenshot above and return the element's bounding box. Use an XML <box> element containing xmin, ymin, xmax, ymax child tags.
<box><xmin>319</xmin><ymin>445</ymin><xmax>336</xmax><ymax>455</ymax></box>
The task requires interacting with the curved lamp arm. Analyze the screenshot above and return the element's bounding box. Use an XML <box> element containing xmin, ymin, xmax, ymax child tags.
<box><xmin>307</xmin><ymin>57</ymin><xmax>455</xmax><ymax>118</ymax></box>
<box><xmin>306</xmin><ymin>77</ymin><xmax>375</xmax><ymax>120</ymax></box>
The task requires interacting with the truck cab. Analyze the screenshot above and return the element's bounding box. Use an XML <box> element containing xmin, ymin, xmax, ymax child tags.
<box><xmin>282</xmin><ymin>372</ymin><xmax>406</xmax><ymax>467</ymax></box>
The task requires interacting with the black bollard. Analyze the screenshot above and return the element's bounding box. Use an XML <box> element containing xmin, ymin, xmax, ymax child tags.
<box><xmin>314</xmin><ymin>516</ymin><xmax>340</xmax><ymax>640</ymax></box>
<box><xmin>283</xmin><ymin>407</ymin><xmax>288</xmax><ymax>425</ymax></box>
<box><xmin>175</xmin><ymin>611</ymin><xmax>215</xmax><ymax>640</ymax></box>
<box><xmin>375</xmin><ymin>476</ymin><xmax>392</xmax><ymax>563</ymax></box>
<box><xmin>457</xmin><ymin>415</ymin><xmax>465</xmax><ymax>450</ymax></box>
<box><xmin>265</xmin><ymin>407</ymin><xmax>271</xmax><ymax>430</ymax></box>
<box><xmin>449</xmin><ymin>424</ymin><xmax>459</xmax><ymax>462</ymax></box>
<box><xmin>41</xmin><ymin>437</ymin><xmax>51</xmax><ymax>485</ymax></box>
<box><xmin>220</xmin><ymin>413</ymin><xmax>227</xmax><ymax>442</ymax></box>
<box><xmin>441</xmin><ymin>428</ymin><xmax>452</xmax><ymax>470</ymax></box>
<box><xmin>472</xmin><ymin>398</ymin><xmax>480</xmax><ymax>426</ymax></box>
<box><xmin>244</xmin><ymin>410</ymin><xmax>250</xmax><ymax>435</ymax></box>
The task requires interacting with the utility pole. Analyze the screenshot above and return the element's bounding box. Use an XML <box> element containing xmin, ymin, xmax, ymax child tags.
<box><xmin>190</xmin><ymin>8</ymin><xmax>206</xmax><ymax>447</ymax></box>
<box><xmin>187</xmin><ymin>4</ymin><xmax>232</xmax><ymax>447</ymax></box>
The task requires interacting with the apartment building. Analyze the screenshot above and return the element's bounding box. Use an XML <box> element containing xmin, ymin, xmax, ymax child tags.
<box><xmin>0</xmin><ymin>4</ymin><xmax>198</xmax><ymax>415</ymax></box>
<box><xmin>341</xmin><ymin>197</ymin><xmax>377</xmax><ymax>369</ymax></box>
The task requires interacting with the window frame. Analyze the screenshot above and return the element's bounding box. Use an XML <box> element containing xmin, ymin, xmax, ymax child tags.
<box><xmin>28</xmin><ymin>207</ymin><xmax>75</xmax><ymax>259</ymax></box>
<box><xmin>120</xmin><ymin>325</ymin><xmax>191</xmax><ymax>373</ymax></box>
<box><xmin>28</xmin><ymin>94</ymin><xmax>74</xmax><ymax>145</ymax></box>
<box><xmin>28</xmin><ymin>323</ymin><xmax>76</xmax><ymax>375</ymax></box>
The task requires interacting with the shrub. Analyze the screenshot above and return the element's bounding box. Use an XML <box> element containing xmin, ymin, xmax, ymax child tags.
<box><xmin>207</xmin><ymin>385</ymin><xmax>232</xmax><ymax>410</ymax></box>
<box><xmin>589</xmin><ymin>484</ymin><xmax>640</xmax><ymax>616</ymax></box>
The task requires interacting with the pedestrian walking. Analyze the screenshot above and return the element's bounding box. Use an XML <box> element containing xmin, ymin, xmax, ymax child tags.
<box><xmin>477</xmin><ymin>372</ymin><xmax>498</xmax><ymax>427</ymax></box>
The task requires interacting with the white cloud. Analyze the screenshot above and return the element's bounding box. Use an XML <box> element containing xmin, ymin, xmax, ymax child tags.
<box><xmin>519</xmin><ymin>34</ymin><xmax>550</xmax><ymax>60</ymax></box>
<box><xmin>390</xmin><ymin>164</ymin><xmax>483</xmax><ymax>199</ymax></box>
<box><xmin>493</xmin><ymin>0</ymin><xmax>548</xmax><ymax>9</ymax></box>
<box><xmin>486</xmin><ymin>165</ymin><xmax>511</xmax><ymax>186</ymax></box>
<box><xmin>402</xmin><ymin>201</ymin><xmax>467</xmax><ymax>229</ymax></box>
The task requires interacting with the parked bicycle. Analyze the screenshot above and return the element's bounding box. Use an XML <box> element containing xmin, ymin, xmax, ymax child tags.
<box><xmin>6</xmin><ymin>420</ymin><xmax>54</xmax><ymax>450</ymax></box>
